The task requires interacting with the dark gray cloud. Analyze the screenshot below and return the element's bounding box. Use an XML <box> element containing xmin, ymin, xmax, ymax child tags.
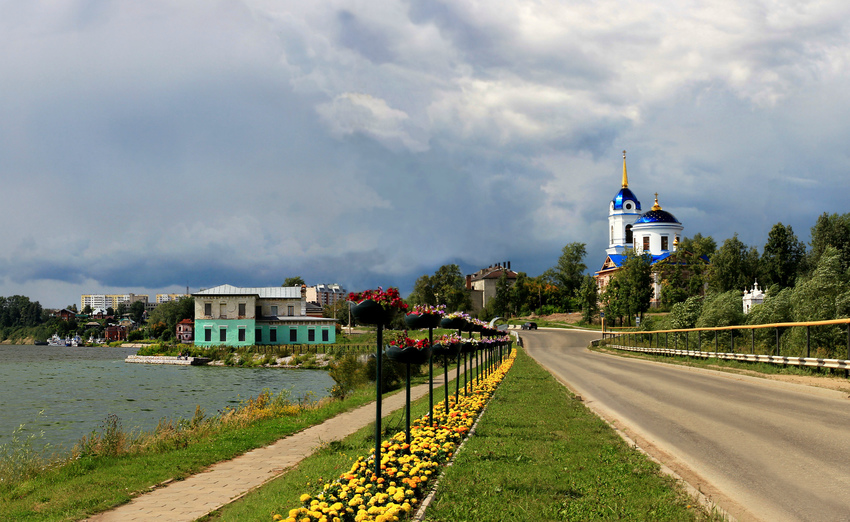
<box><xmin>1</xmin><ymin>0</ymin><xmax>849</xmax><ymax>306</ymax></box>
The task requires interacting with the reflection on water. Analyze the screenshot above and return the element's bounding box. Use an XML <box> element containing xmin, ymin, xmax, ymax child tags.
<box><xmin>0</xmin><ymin>345</ymin><xmax>333</xmax><ymax>450</ymax></box>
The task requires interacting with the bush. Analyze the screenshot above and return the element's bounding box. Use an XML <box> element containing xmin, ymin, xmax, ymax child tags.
<box><xmin>127</xmin><ymin>330</ymin><xmax>144</xmax><ymax>341</ymax></box>
<box><xmin>327</xmin><ymin>354</ymin><xmax>370</xmax><ymax>399</ymax></box>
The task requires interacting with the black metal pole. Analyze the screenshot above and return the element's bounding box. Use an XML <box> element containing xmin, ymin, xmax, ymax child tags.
<box><xmin>405</xmin><ymin>362</ymin><xmax>411</xmax><ymax>445</ymax></box>
<box><xmin>428</xmin><ymin>326</ymin><xmax>434</xmax><ymax>426</ymax></box>
<box><xmin>375</xmin><ymin>323</ymin><xmax>383</xmax><ymax>480</ymax></box>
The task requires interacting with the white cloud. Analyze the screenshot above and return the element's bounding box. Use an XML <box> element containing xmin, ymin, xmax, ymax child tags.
<box><xmin>317</xmin><ymin>92</ymin><xmax>430</xmax><ymax>152</ymax></box>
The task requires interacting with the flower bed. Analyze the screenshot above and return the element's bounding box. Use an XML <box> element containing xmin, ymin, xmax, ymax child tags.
<box><xmin>274</xmin><ymin>347</ymin><xmax>517</xmax><ymax>522</ymax></box>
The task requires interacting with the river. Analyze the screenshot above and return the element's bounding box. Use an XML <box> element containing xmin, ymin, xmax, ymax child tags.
<box><xmin>0</xmin><ymin>345</ymin><xmax>334</xmax><ymax>451</ymax></box>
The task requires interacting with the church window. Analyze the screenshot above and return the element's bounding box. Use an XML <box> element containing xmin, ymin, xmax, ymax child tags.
<box><xmin>643</xmin><ymin>236</ymin><xmax>650</xmax><ymax>251</ymax></box>
<box><xmin>610</xmin><ymin>226</ymin><xmax>613</xmax><ymax>243</ymax></box>
<box><xmin>625</xmin><ymin>202</ymin><xmax>632</xmax><ymax>210</ymax></box>
<box><xmin>661</xmin><ymin>236</ymin><xmax>668</xmax><ymax>250</ymax></box>
<box><xmin>625</xmin><ymin>225</ymin><xmax>633</xmax><ymax>244</ymax></box>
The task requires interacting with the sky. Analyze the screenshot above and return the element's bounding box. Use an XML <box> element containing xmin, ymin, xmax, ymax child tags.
<box><xmin>2</xmin><ymin>0</ymin><xmax>850</xmax><ymax>308</ymax></box>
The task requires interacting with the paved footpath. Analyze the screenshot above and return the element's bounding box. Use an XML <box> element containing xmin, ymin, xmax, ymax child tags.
<box><xmin>86</xmin><ymin>367</ymin><xmax>471</xmax><ymax>522</ymax></box>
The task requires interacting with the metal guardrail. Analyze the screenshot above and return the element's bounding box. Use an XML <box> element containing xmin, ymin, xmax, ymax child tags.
<box><xmin>608</xmin><ymin>344</ymin><xmax>850</xmax><ymax>371</ymax></box>
<box><xmin>601</xmin><ymin>318</ymin><xmax>850</xmax><ymax>368</ymax></box>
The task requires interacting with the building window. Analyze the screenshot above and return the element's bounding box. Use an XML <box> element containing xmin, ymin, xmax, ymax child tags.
<box><xmin>625</xmin><ymin>225</ymin><xmax>633</xmax><ymax>244</ymax></box>
<box><xmin>288</xmin><ymin>305</ymin><xmax>295</xmax><ymax>316</ymax></box>
<box><xmin>204</xmin><ymin>303</ymin><xmax>212</xmax><ymax>316</ymax></box>
<box><xmin>610</xmin><ymin>226</ymin><xmax>613</xmax><ymax>243</ymax></box>
<box><xmin>270</xmin><ymin>328</ymin><xmax>277</xmax><ymax>342</ymax></box>
<box><xmin>238</xmin><ymin>328</ymin><xmax>246</xmax><ymax>342</ymax></box>
<box><xmin>238</xmin><ymin>303</ymin><xmax>246</xmax><ymax>317</ymax></box>
<box><xmin>219</xmin><ymin>327</ymin><xmax>227</xmax><ymax>342</ymax></box>
<box><xmin>322</xmin><ymin>329</ymin><xmax>329</xmax><ymax>342</ymax></box>
<box><xmin>308</xmin><ymin>329</ymin><xmax>315</xmax><ymax>342</ymax></box>
<box><xmin>661</xmin><ymin>236</ymin><xmax>668</xmax><ymax>251</ymax></box>
<box><xmin>256</xmin><ymin>328</ymin><xmax>262</xmax><ymax>342</ymax></box>
<box><xmin>205</xmin><ymin>328</ymin><xmax>212</xmax><ymax>342</ymax></box>
<box><xmin>271</xmin><ymin>305</ymin><xmax>278</xmax><ymax>316</ymax></box>
<box><xmin>290</xmin><ymin>328</ymin><xmax>297</xmax><ymax>342</ymax></box>
<box><xmin>220</xmin><ymin>303</ymin><xmax>226</xmax><ymax>318</ymax></box>
<box><xmin>643</xmin><ymin>236</ymin><xmax>650</xmax><ymax>252</ymax></box>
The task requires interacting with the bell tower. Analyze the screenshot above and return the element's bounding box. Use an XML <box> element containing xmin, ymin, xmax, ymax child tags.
<box><xmin>606</xmin><ymin>150</ymin><xmax>642</xmax><ymax>255</ymax></box>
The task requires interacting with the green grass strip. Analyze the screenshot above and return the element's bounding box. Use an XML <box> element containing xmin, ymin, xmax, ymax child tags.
<box><xmin>424</xmin><ymin>348</ymin><xmax>722</xmax><ymax>522</ymax></box>
<box><xmin>210</xmin><ymin>349</ymin><xmax>722</xmax><ymax>521</ymax></box>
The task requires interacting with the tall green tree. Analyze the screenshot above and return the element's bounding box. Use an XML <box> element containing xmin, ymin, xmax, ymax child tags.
<box><xmin>760</xmin><ymin>223</ymin><xmax>806</xmax><ymax>289</ymax></box>
<box><xmin>809</xmin><ymin>212</ymin><xmax>850</xmax><ymax>273</ymax></box>
<box><xmin>508</xmin><ymin>272</ymin><xmax>533</xmax><ymax>316</ymax></box>
<box><xmin>577</xmin><ymin>275</ymin><xmax>598</xmax><ymax>324</ymax></box>
<box><xmin>282</xmin><ymin>277</ymin><xmax>306</xmax><ymax>287</ymax></box>
<box><xmin>678</xmin><ymin>233</ymin><xmax>717</xmax><ymax>259</ymax></box>
<box><xmin>146</xmin><ymin>297</ymin><xmax>195</xmax><ymax>337</ymax></box>
<box><xmin>545</xmin><ymin>242</ymin><xmax>587</xmax><ymax>311</ymax></box>
<box><xmin>789</xmin><ymin>246</ymin><xmax>850</xmax><ymax>356</ymax></box>
<box><xmin>602</xmin><ymin>251</ymin><xmax>652</xmax><ymax>326</ymax></box>
<box><xmin>407</xmin><ymin>264</ymin><xmax>472</xmax><ymax>312</ymax></box>
<box><xmin>129</xmin><ymin>301</ymin><xmax>146</xmax><ymax>324</ymax></box>
<box><xmin>708</xmin><ymin>234</ymin><xmax>760</xmax><ymax>293</ymax></box>
<box><xmin>408</xmin><ymin>274</ymin><xmax>436</xmax><ymax>305</ymax></box>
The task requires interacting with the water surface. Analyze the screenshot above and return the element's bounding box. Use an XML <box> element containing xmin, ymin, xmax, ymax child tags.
<box><xmin>0</xmin><ymin>345</ymin><xmax>333</xmax><ymax>450</ymax></box>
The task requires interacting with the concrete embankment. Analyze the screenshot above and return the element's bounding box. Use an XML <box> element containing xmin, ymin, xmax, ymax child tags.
<box><xmin>125</xmin><ymin>355</ymin><xmax>211</xmax><ymax>366</ymax></box>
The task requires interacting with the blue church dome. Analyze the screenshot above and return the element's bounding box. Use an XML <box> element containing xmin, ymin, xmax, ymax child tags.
<box><xmin>612</xmin><ymin>188</ymin><xmax>641</xmax><ymax>211</ymax></box>
<box><xmin>634</xmin><ymin>194</ymin><xmax>679</xmax><ymax>224</ymax></box>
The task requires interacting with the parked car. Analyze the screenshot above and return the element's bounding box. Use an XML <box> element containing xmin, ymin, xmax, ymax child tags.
<box><xmin>521</xmin><ymin>322</ymin><xmax>538</xmax><ymax>330</ymax></box>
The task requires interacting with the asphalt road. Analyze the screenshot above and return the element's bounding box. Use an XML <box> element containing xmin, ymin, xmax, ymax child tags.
<box><xmin>521</xmin><ymin>328</ymin><xmax>850</xmax><ymax>522</ymax></box>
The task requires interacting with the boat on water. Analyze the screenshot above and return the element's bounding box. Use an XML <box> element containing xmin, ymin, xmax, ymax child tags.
<box><xmin>34</xmin><ymin>340</ymin><xmax>48</xmax><ymax>346</ymax></box>
<box><xmin>47</xmin><ymin>334</ymin><xmax>70</xmax><ymax>347</ymax></box>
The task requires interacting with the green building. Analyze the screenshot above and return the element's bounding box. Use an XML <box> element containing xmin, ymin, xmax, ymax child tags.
<box><xmin>192</xmin><ymin>284</ymin><xmax>336</xmax><ymax>347</ymax></box>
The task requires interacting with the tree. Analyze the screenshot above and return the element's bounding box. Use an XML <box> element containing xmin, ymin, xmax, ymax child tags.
<box><xmin>760</xmin><ymin>223</ymin><xmax>806</xmax><ymax>289</ymax></box>
<box><xmin>669</xmin><ymin>295</ymin><xmax>703</xmax><ymax>329</ymax></box>
<box><xmin>789</xmin><ymin>246</ymin><xmax>850</xmax><ymax>356</ymax></box>
<box><xmin>809</xmin><ymin>212</ymin><xmax>850</xmax><ymax>273</ymax></box>
<box><xmin>509</xmin><ymin>272</ymin><xmax>533</xmax><ymax>316</ymax></box>
<box><xmin>546</xmin><ymin>242</ymin><xmax>587</xmax><ymax>311</ymax></box>
<box><xmin>408</xmin><ymin>264</ymin><xmax>471</xmax><ymax>312</ymax></box>
<box><xmin>283</xmin><ymin>277</ymin><xmax>306</xmax><ymax>287</ymax></box>
<box><xmin>602</xmin><ymin>251</ymin><xmax>652</xmax><ymax>326</ymax></box>
<box><xmin>577</xmin><ymin>275</ymin><xmax>598</xmax><ymax>324</ymax></box>
<box><xmin>695</xmin><ymin>291</ymin><xmax>744</xmax><ymax>328</ymax></box>
<box><xmin>146</xmin><ymin>297</ymin><xmax>195</xmax><ymax>338</ymax></box>
<box><xmin>116</xmin><ymin>303</ymin><xmax>128</xmax><ymax>317</ymax></box>
<box><xmin>678</xmin><ymin>233</ymin><xmax>717</xmax><ymax>259</ymax></box>
<box><xmin>82</xmin><ymin>305</ymin><xmax>93</xmax><ymax>315</ymax></box>
<box><xmin>707</xmin><ymin>234</ymin><xmax>760</xmax><ymax>293</ymax></box>
<box><xmin>490</xmin><ymin>272</ymin><xmax>512</xmax><ymax>318</ymax></box>
<box><xmin>129</xmin><ymin>301</ymin><xmax>146</xmax><ymax>324</ymax></box>
<box><xmin>408</xmin><ymin>274</ymin><xmax>436</xmax><ymax>306</ymax></box>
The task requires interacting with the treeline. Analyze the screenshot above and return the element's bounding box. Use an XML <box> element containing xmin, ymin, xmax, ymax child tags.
<box><xmin>617</xmin><ymin>212</ymin><xmax>850</xmax><ymax>358</ymax></box>
<box><xmin>405</xmin><ymin>245</ymin><xmax>598</xmax><ymax>322</ymax></box>
<box><xmin>0</xmin><ymin>295</ymin><xmax>45</xmax><ymax>328</ymax></box>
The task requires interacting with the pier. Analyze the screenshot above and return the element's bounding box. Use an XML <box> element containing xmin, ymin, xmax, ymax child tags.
<box><xmin>124</xmin><ymin>355</ymin><xmax>211</xmax><ymax>366</ymax></box>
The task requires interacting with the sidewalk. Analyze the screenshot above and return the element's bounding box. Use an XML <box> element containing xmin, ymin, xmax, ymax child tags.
<box><xmin>85</xmin><ymin>366</ymin><xmax>469</xmax><ymax>521</ymax></box>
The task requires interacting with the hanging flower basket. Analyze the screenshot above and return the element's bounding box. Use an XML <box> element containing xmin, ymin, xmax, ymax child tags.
<box><xmin>461</xmin><ymin>341</ymin><xmax>476</xmax><ymax>354</ymax></box>
<box><xmin>351</xmin><ymin>299</ymin><xmax>392</xmax><ymax>325</ymax></box>
<box><xmin>431</xmin><ymin>342</ymin><xmax>459</xmax><ymax>359</ymax></box>
<box><xmin>349</xmin><ymin>287</ymin><xmax>407</xmax><ymax>326</ymax></box>
<box><xmin>385</xmin><ymin>344</ymin><xmax>432</xmax><ymax>364</ymax></box>
<box><xmin>385</xmin><ymin>333</ymin><xmax>431</xmax><ymax>364</ymax></box>
<box><xmin>405</xmin><ymin>304</ymin><xmax>445</xmax><ymax>330</ymax></box>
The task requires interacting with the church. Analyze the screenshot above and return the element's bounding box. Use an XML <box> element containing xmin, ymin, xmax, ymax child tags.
<box><xmin>595</xmin><ymin>151</ymin><xmax>690</xmax><ymax>305</ymax></box>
